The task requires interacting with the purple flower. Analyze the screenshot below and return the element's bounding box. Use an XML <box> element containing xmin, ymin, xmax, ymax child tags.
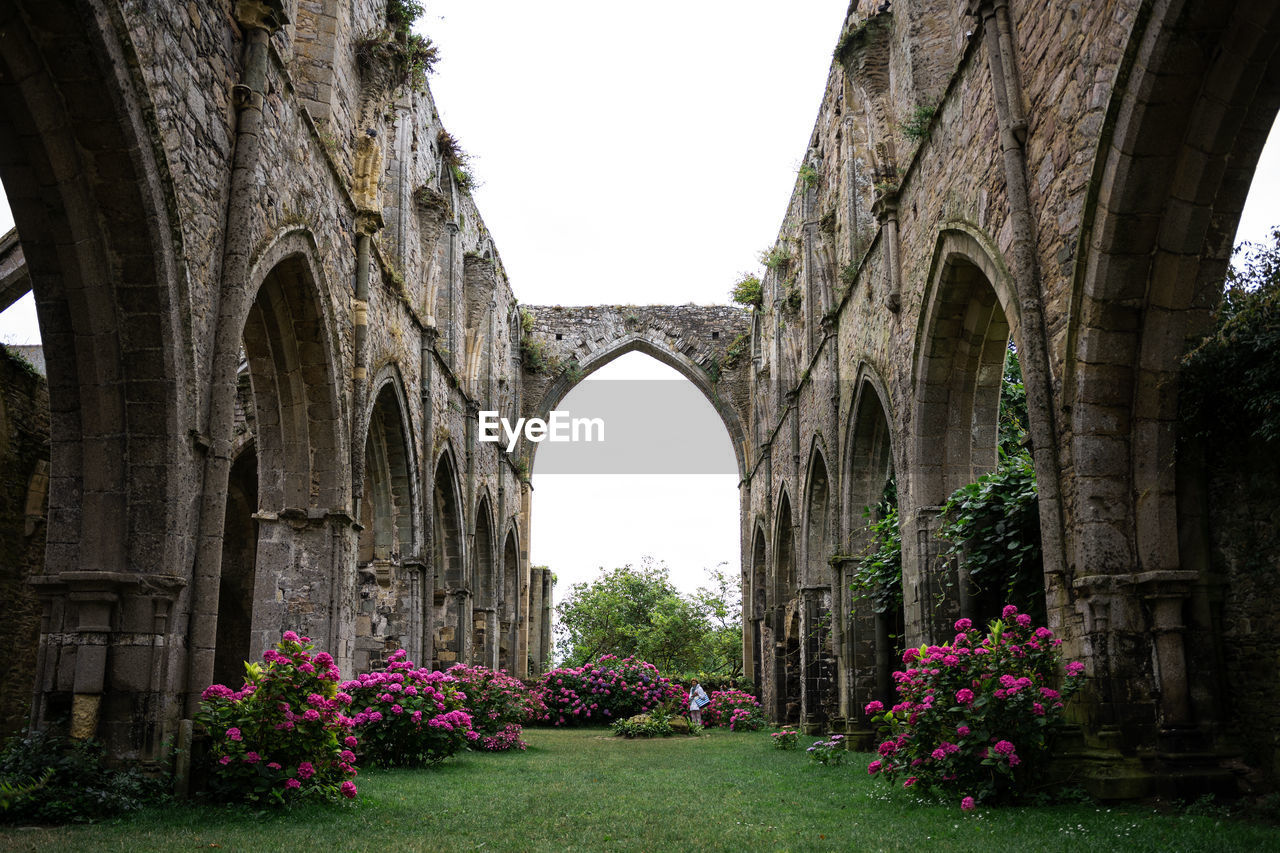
<box><xmin>955</xmin><ymin>688</ymin><xmax>975</xmax><ymax>705</ymax></box>
<box><xmin>340</xmin><ymin>780</ymin><xmax>357</xmax><ymax>799</ymax></box>
<box><xmin>961</xmin><ymin>796</ymin><xmax>976</xmax><ymax>812</ymax></box>
<box><xmin>285</xmin><ymin>778</ymin><xmax>301</xmax><ymax>789</ymax></box>
<box><xmin>1002</xmin><ymin>605</ymin><xmax>1019</xmax><ymax>619</ymax></box>
<box><xmin>864</xmin><ymin>700</ymin><xmax>884</xmax><ymax>716</ymax></box>
<box><xmin>954</xmin><ymin>618</ymin><xmax>972</xmax><ymax>632</ymax></box>
<box><xmin>226</xmin><ymin>727</ymin><xmax>242</xmax><ymax>742</ymax></box>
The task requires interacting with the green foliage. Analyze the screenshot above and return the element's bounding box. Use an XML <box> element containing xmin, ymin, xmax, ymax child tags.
<box><xmin>519</xmin><ymin>307</ymin><xmax>536</xmax><ymax>334</ymax></box>
<box><xmin>354</xmin><ymin>29</ymin><xmax>438</xmax><ymax>91</ymax></box>
<box><xmin>611</xmin><ymin>711</ymin><xmax>676</xmax><ymax>739</ymax></box>
<box><xmin>1182</xmin><ymin>225</ymin><xmax>1280</xmax><ymax>445</ymax></box>
<box><xmin>197</xmin><ymin>634</ymin><xmax>358</xmax><ymax>804</ymax></box>
<box><xmin>798</xmin><ymin>164</ymin><xmax>819</xmax><ymax>188</ymax></box>
<box><xmin>867</xmin><ymin>609</ymin><xmax>1085</xmax><ymax>806</ymax></box>
<box><xmin>554</xmin><ymin>560</ymin><xmax>742</xmax><ymax>680</ymax></box>
<box><xmin>0</xmin><ymin>729</ymin><xmax>165</xmax><ymax>823</ymax></box>
<box><xmin>437</xmin><ymin>130</ymin><xmax>479</xmax><ymax>190</ymax></box>
<box><xmin>839</xmin><ymin>262</ymin><xmax>859</xmax><ymax>287</ymax></box>
<box><xmin>939</xmin><ymin>453</ymin><xmax>1044</xmax><ymax>623</ymax></box>
<box><xmin>850</xmin><ymin>478</ymin><xmax>902</xmax><ymax>615</ymax></box>
<box><xmin>346</xmin><ymin>652</ymin><xmax>477</xmax><ymax>767</ymax></box>
<box><xmin>807</xmin><ymin>735</ymin><xmax>848</xmax><ymax>766</ymax></box>
<box><xmin>386</xmin><ymin>0</ymin><xmax>425</xmax><ymax>35</ymax></box>
<box><xmin>901</xmin><ymin>104</ymin><xmax>937</xmax><ymax>141</ymax></box>
<box><xmin>16</xmin><ymin>730</ymin><xmax>1280</xmax><ymax>849</ymax></box>
<box><xmin>520</xmin><ymin>334</ymin><xmax>552</xmax><ymax>373</ymax></box>
<box><xmin>770</xmin><ymin>725</ymin><xmax>800</xmax><ymax>749</ymax></box>
<box><xmin>722</xmin><ymin>332</ymin><xmax>750</xmax><ymax>369</ymax></box>
<box><xmin>730</xmin><ymin>274</ymin><xmax>763</xmax><ymax>308</ymax></box>
<box><xmin>783</xmin><ymin>283</ymin><xmax>802</xmax><ymax>315</ymax></box>
<box><xmin>999</xmin><ymin>344</ymin><xmax>1028</xmax><ymax>455</ymax></box>
<box><xmin>759</xmin><ymin>245</ymin><xmax>791</xmax><ymax>273</ymax></box>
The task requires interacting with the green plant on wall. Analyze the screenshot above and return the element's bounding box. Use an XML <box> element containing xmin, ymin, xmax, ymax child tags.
<box><xmin>730</xmin><ymin>274</ymin><xmax>763</xmax><ymax>308</ymax></box>
<box><xmin>901</xmin><ymin>104</ymin><xmax>937</xmax><ymax>141</ymax></box>
<box><xmin>783</xmin><ymin>283</ymin><xmax>802</xmax><ymax>315</ymax></box>
<box><xmin>759</xmin><ymin>245</ymin><xmax>792</xmax><ymax>273</ymax></box>
<box><xmin>722</xmin><ymin>332</ymin><xmax>750</xmax><ymax>369</ymax></box>
<box><xmin>798</xmin><ymin>164</ymin><xmax>819</xmax><ymax>188</ymax></box>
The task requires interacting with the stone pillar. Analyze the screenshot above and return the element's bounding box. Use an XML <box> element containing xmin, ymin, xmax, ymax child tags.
<box><xmin>539</xmin><ymin>570</ymin><xmax>553</xmax><ymax>672</ymax></box>
<box><xmin>30</xmin><ymin>572</ymin><xmax>185</xmax><ymax>760</ymax></box>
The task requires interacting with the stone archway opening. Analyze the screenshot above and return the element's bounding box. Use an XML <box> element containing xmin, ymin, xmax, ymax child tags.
<box><xmin>524</xmin><ymin>346</ymin><xmax>742</xmax><ymax>675</ymax></box>
<box><xmin>239</xmin><ymin>253</ymin><xmax>347</xmax><ymax>661</ymax></box>
<box><xmin>473</xmin><ymin>494</ymin><xmax>497</xmax><ymax>668</ymax></box>
<box><xmin>911</xmin><ymin>248</ymin><xmax>1045</xmax><ymax>640</ymax></box>
<box><xmin>214</xmin><ymin>445</ymin><xmax>258</xmax><ymax>689</ymax></box>
<box><xmin>839</xmin><ymin>377</ymin><xmax>900</xmax><ymax>723</ymax></box>
<box><xmin>432</xmin><ymin>452</ymin><xmax>466</xmax><ymax>668</ymax></box>
<box><xmin>500</xmin><ymin>528</ymin><xmax>520</xmax><ymax>672</ymax></box>
<box><xmin>355</xmin><ymin>382</ymin><xmax>418</xmax><ymax>672</ymax></box>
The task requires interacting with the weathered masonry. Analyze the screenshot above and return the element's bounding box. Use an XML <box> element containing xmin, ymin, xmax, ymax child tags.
<box><xmin>1</xmin><ymin>0</ymin><xmax>1279</xmax><ymax>799</ymax></box>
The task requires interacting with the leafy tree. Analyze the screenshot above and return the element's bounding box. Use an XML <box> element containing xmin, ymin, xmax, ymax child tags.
<box><xmin>553</xmin><ymin>558</ymin><xmax>741</xmax><ymax>680</ymax></box>
<box><xmin>1182</xmin><ymin>225</ymin><xmax>1280</xmax><ymax>445</ymax></box>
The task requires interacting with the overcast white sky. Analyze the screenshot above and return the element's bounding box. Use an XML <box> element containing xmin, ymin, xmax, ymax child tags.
<box><xmin>0</xmin><ymin>2</ymin><xmax>1277</xmax><ymax>606</ymax></box>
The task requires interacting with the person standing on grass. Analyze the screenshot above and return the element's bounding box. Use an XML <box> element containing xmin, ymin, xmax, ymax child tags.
<box><xmin>689</xmin><ymin>679</ymin><xmax>710</xmax><ymax>726</ymax></box>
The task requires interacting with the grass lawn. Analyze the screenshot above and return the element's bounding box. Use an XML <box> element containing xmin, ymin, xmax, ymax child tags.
<box><xmin>2</xmin><ymin>728</ymin><xmax>1277</xmax><ymax>852</ymax></box>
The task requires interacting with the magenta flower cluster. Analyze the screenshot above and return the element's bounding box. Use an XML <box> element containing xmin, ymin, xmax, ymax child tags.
<box><xmin>534</xmin><ymin>655</ymin><xmax>684</xmax><ymax>726</ymax></box>
<box><xmin>196</xmin><ymin>632</ymin><xmax>359</xmax><ymax>805</ymax></box>
<box><xmin>865</xmin><ymin>605</ymin><xmax>1085</xmax><ymax>808</ymax></box>
<box><xmin>342</xmin><ymin>650</ymin><xmax>478</xmax><ymax>767</ymax></box>
<box><xmin>700</xmin><ymin>688</ymin><xmax>767</xmax><ymax>731</ymax></box>
<box><xmin>445</xmin><ymin>663</ymin><xmax>544</xmax><ymax>751</ymax></box>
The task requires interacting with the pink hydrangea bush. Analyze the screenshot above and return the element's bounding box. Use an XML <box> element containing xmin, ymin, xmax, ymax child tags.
<box><xmin>343</xmin><ymin>650</ymin><xmax>477</xmax><ymax>766</ymax></box>
<box><xmin>701</xmin><ymin>689</ymin><xmax>766</xmax><ymax>731</ymax></box>
<box><xmin>446</xmin><ymin>664</ymin><xmax>541</xmax><ymax>751</ymax></box>
<box><xmin>866</xmin><ymin>606</ymin><xmax>1085</xmax><ymax>806</ymax></box>
<box><xmin>535</xmin><ymin>655</ymin><xmax>683</xmax><ymax>726</ymax></box>
<box><xmin>196</xmin><ymin>632</ymin><xmax>358</xmax><ymax>805</ymax></box>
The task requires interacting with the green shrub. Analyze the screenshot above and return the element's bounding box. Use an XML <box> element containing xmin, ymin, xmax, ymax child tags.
<box><xmin>730</xmin><ymin>274</ymin><xmax>763</xmax><ymax>308</ymax></box>
<box><xmin>345</xmin><ymin>650</ymin><xmax>477</xmax><ymax>767</ymax></box>
<box><xmin>0</xmin><ymin>729</ymin><xmax>166</xmax><ymax>823</ymax></box>
<box><xmin>867</xmin><ymin>607</ymin><xmax>1084</xmax><ymax>807</ymax></box>
<box><xmin>611</xmin><ymin>712</ymin><xmax>675</xmax><ymax>739</ymax></box>
<box><xmin>196</xmin><ymin>633</ymin><xmax>358</xmax><ymax>804</ymax></box>
<box><xmin>902</xmin><ymin>105</ymin><xmax>937</xmax><ymax>141</ymax></box>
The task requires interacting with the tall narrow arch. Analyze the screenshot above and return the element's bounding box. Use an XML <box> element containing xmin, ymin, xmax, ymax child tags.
<box><xmin>499</xmin><ymin>525</ymin><xmax>520</xmax><ymax>672</ymax></box>
<box><xmin>359</xmin><ymin>380</ymin><xmax>416</xmax><ymax>562</ymax></box>
<box><xmin>237</xmin><ymin>246</ymin><xmax>348</xmax><ymax>661</ymax></box>
<box><xmin>214</xmin><ymin>444</ymin><xmax>258</xmax><ymax>689</ymax></box>
<box><xmin>473</xmin><ymin>492</ymin><xmax>497</xmax><ymax>667</ymax></box>
<box><xmin>908</xmin><ymin>230</ymin><xmax>1018</xmax><ymax>643</ymax></box>
<box><xmin>242</xmin><ymin>252</ymin><xmax>345</xmax><ymax>512</ymax></box>
<box><xmin>354</xmin><ymin>377</ymin><xmax>419</xmax><ymax>672</ymax></box>
<box><xmin>748</xmin><ymin>521</ymin><xmax>768</xmax><ymax>691</ymax></box>
<box><xmin>431</xmin><ymin>448</ymin><xmax>466</xmax><ymax>668</ymax></box>
<box><xmin>840</xmin><ymin>372</ymin><xmax>900</xmax><ymax>720</ymax></box>
<box><xmin>773</xmin><ymin>489</ymin><xmax>796</xmax><ymax>603</ymax></box>
<box><xmin>803</xmin><ymin>445</ymin><xmax>833</xmax><ymax>589</ymax></box>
